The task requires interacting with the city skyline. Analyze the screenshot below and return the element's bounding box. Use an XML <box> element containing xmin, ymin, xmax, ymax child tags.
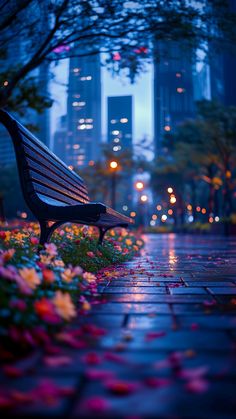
<box><xmin>50</xmin><ymin>59</ymin><xmax>153</xmax><ymax>151</ymax></box>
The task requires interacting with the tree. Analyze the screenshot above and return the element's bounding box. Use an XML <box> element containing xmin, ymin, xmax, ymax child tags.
<box><xmin>1</xmin><ymin>0</ymin><xmax>236</xmax><ymax>111</ymax></box>
<box><xmin>162</xmin><ymin>101</ymin><xmax>236</xmax><ymax>219</ymax></box>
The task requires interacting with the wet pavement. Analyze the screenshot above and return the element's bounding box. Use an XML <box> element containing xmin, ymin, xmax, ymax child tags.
<box><xmin>1</xmin><ymin>234</ymin><xmax>236</xmax><ymax>418</ymax></box>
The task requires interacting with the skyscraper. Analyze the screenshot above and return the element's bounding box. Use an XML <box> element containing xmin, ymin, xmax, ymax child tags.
<box><xmin>107</xmin><ymin>95</ymin><xmax>133</xmax><ymax>152</ymax></box>
<box><xmin>153</xmin><ymin>42</ymin><xmax>195</xmax><ymax>156</ymax></box>
<box><xmin>64</xmin><ymin>52</ymin><xmax>102</xmax><ymax>167</ymax></box>
<box><xmin>209</xmin><ymin>0</ymin><xmax>236</xmax><ymax>106</ymax></box>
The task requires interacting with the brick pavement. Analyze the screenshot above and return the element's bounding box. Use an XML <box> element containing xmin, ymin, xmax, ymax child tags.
<box><xmin>1</xmin><ymin>234</ymin><xmax>236</xmax><ymax>418</ymax></box>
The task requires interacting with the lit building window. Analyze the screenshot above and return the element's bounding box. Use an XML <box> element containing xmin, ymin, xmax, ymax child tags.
<box><xmin>120</xmin><ymin>118</ymin><xmax>128</xmax><ymax>123</ymax></box>
<box><xmin>79</xmin><ymin>118</ymin><xmax>85</xmax><ymax>123</ymax></box>
<box><xmin>68</xmin><ymin>165</ymin><xmax>74</xmax><ymax>170</ymax></box>
<box><xmin>86</xmin><ymin>118</ymin><xmax>93</xmax><ymax>123</ymax></box>
<box><xmin>176</xmin><ymin>72</ymin><xmax>181</xmax><ymax>78</ymax></box>
<box><xmin>72</xmin><ymin>101</ymin><xmax>86</xmax><ymax>107</ymax></box>
<box><xmin>77</xmin><ymin>124</ymin><xmax>93</xmax><ymax>130</ymax></box>
<box><xmin>73</xmin><ymin>94</ymin><xmax>81</xmax><ymax>98</ymax></box>
<box><xmin>78</xmin><ymin>124</ymin><xmax>86</xmax><ymax>130</ymax></box>
<box><xmin>112</xmin><ymin>130</ymin><xmax>119</xmax><ymax>135</ymax></box>
<box><xmin>114</xmin><ymin>138</ymin><xmax>120</xmax><ymax>143</ymax></box>
<box><xmin>80</xmin><ymin>76</ymin><xmax>92</xmax><ymax>81</ymax></box>
<box><xmin>176</xmin><ymin>87</ymin><xmax>185</xmax><ymax>93</ymax></box>
<box><xmin>73</xmin><ymin>68</ymin><xmax>80</xmax><ymax>73</ymax></box>
<box><xmin>113</xmin><ymin>145</ymin><xmax>121</xmax><ymax>152</ymax></box>
<box><xmin>111</xmin><ymin>119</ymin><xmax>117</xmax><ymax>124</ymax></box>
<box><xmin>73</xmin><ymin>144</ymin><xmax>80</xmax><ymax>149</ymax></box>
<box><xmin>164</xmin><ymin>125</ymin><xmax>171</xmax><ymax>132</ymax></box>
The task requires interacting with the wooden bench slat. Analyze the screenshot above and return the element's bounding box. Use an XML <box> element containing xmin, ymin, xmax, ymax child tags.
<box><xmin>23</xmin><ymin>144</ymin><xmax>89</xmax><ymax>198</ymax></box>
<box><xmin>18</xmin><ymin>124</ymin><xmax>85</xmax><ymax>184</ymax></box>
<box><xmin>31</xmin><ymin>183</ymin><xmax>78</xmax><ymax>206</ymax></box>
<box><xmin>21</xmin><ymin>135</ymin><xmax>88</xmax><ymax>192</ymax></box>
<box><xmin>28</xmin><ymin>170</ymin><xmax>89</xmax><ymax>204</ymax></box>
<box><xmin>26</xmin><ymin>158</ymin><xmax>89</xmax><ymax>202</ymax></box>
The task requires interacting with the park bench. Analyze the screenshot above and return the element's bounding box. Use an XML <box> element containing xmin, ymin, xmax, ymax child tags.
<box><xmin>0</xmin><ymin>110</ymin><xmax>134</xmax><ymax>247</ymax></box>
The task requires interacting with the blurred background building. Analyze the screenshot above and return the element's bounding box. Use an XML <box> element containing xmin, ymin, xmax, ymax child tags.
<box><xmin>65</xmin><ymin>52</ymin><xmax>102</xmax><ymax>167</ymax></box>
<box><xmin>107</xmin><ymin>95</ymin><xmax>133</xmax><ymax>153</ymax></box>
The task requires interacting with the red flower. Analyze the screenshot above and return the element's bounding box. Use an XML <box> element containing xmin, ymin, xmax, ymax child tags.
<box><xmin>34</xmin><ymin>298</ymin><xmax>60</xmax><ymax>324</ymax></box>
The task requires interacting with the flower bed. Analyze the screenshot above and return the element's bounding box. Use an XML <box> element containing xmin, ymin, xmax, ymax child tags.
<box><xmin>0</xmin><ymin>223</ymin><xmax>143</xmax><ymax>352</ymax></box>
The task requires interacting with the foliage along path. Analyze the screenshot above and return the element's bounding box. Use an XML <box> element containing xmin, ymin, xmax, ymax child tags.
<box><xmin>0</xmin><ymin>229</ymin><xmax>236</xmax><ymax>418</ymax></box>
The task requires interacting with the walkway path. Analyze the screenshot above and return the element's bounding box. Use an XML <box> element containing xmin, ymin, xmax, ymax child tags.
<box><xmin>1</xmin><ymin>234</ymin><xmax>236</xmax><ymax>418</ymax></box>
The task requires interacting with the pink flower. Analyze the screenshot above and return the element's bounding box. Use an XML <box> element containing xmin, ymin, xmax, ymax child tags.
<box><xmin>82</xmin><ymin>352</ymin><xmax>102</xmax><ymax>365</ymax></box>
<box><xmin>45</xmin><ymin>243</ymin><xmax>58</xmax><ymax>257</ymax></box>
<box><xmin>87</xmin><ymin>251</ymin><xmax>95</xmax><ymax>257</ymax></box>
<box><xmin>185</xmin><ymin>378</ymin><xmax>209</xmax><ymax>393</ymax></box>
<box><xmin>83</xmin><ymin>396</ymin><xmax>111</xmax><ymax>413</ymax></box>
<box><xmin>145</xmin><ymin>331</ymin><xmax>166</xmax><ymax>341</ymax></box>
<box><xmin>30</xmin><ymin>237</ymin><xmax>39</xmax><ymax>245</ymax></box>
<box><xmin>104</xmin><ymin>379</ymin><xmax>140</xmax><ymax>395</ymax></box>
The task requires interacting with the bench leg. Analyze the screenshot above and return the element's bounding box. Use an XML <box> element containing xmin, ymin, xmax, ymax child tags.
<box><xmin>98</xmin><ymin>227</ymin><xmax>108</xmax><ymax>245</ymax></box>
<box><xmin>38</xmin><ymin>220</ymin><xmax>64</xmax><ymax>251</ymax></box>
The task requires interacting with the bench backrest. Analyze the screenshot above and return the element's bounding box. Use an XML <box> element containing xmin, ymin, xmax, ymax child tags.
<box><xmin>0</xmin><ymin>110</ymin><xmax>90</xmax><ymax>212</ymax></box>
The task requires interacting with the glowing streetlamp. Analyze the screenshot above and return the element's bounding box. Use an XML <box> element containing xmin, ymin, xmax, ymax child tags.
<box><xmin>170</xmin><ymin>195</ymin><xmax>177</xmax><ymax>204</ymax></box>
<box><xmin>167</xmin><ymin>187</ymin><xmax>173</xmax><ymax>194</ymax></box>
<box><xmin>135</xmin><ymin>181</ymin><xmax>144</xmax><ymax>191</ymax></box>
<box><xmin>109</xmin><ymin>160</ymin><xmax>118</xmax><ymax>209</ymax></box>
<box><xmin>110</xmin><ymin>161</ymin><xmax>118</xmax><ymax>169</ymax></box>
<box><xmin>140</xmin><ymin>194</ymin><xmax>148</xmax><ymax>203</ymax></box>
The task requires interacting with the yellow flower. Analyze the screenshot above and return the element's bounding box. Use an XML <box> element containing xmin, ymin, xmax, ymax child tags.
<box><xmin>52</xmin><ymin>291</ymin><xmax>76</xmax><ymax>321</ymax></box>
<box><xmin>19</xmin><ymin>268</ymin><xmax>41</xmax><ymax>290</ymax></box>
<box><xmin>125</xmin><ymin>239</ymin><xmax>132</xmax><ymax>246</ymax></box>
<box><xmin>61</xmin><ymin>268</ymin><xmax>75</xmax><ymax>283</ymax></box>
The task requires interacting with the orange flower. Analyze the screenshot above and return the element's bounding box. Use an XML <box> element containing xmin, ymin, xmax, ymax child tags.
<box><xmin>125</xmin><ymin>239</ymin><xmax>132</xmax><ymax>246</ymax></box>
<box><xmin>1</xmin><ymin>249</ymin><xmax>15</xmax><ymax>263</ymax></box>
<box><xmin>61</xmin><ymin>268</ymin><xmax>75</xmax><ymax>283</ymax></box>
<box><xmin>19</xmin><ymin>268</ymin><xmax>40</xmax><ymax>290</ymax></box>
<box><xmin>83</xmin><ymin>272</ymin><xmax>96</xmax><ymax>283</ymax></box>
<box><xmin>82</xmin><ymin>300</ymin><xmax>91</xmax><ymax>311</ymax></box>
<box><xmin>52</xmin><ymin>291</ymin><xmax>76</xmax><ymax>321</ymax></box>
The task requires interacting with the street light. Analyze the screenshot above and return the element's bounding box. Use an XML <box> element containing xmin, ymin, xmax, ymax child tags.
<box><xmin>135</xmin><ymin>181</ymin><xmax>144</xmax><ymax>191</ymax></box>
<box><xmin>109</xmin><ymin>160</ymin><xmax>118</xmax><ymax>209</ymax></box>
<box><xmin>140</xmin><ymin>194</ymin><xmax>148</xmax><ymax>202</ymax></box>
<box><xmin>110</xmin><ymin>161</ymin><xmax>118</xmax><ymax>169</ymax></box>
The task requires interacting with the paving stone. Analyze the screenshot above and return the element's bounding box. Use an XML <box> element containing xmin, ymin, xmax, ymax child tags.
<box><xmin>103</xmin><ymin>286</ymin><xmax>167</xmax><ymax>294</ymax></box>
<box><xmin>92</xmin><ymin>302</ymin><xmax>171</xmax><ymax>314</ymax></box>
<box><xmin>169</xmin><ymin>287</ymin><xmax>208</xmax><ymax>294</ymax></box>
<box><xmin>207</xmin><ymin>287</ymin><xmax>236</xmax><ymax>295</ymax></box>
<box><xmin>99</xmin><ymin>329</ymin><xmax>231</xmax><ymax>351</ymax></box>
